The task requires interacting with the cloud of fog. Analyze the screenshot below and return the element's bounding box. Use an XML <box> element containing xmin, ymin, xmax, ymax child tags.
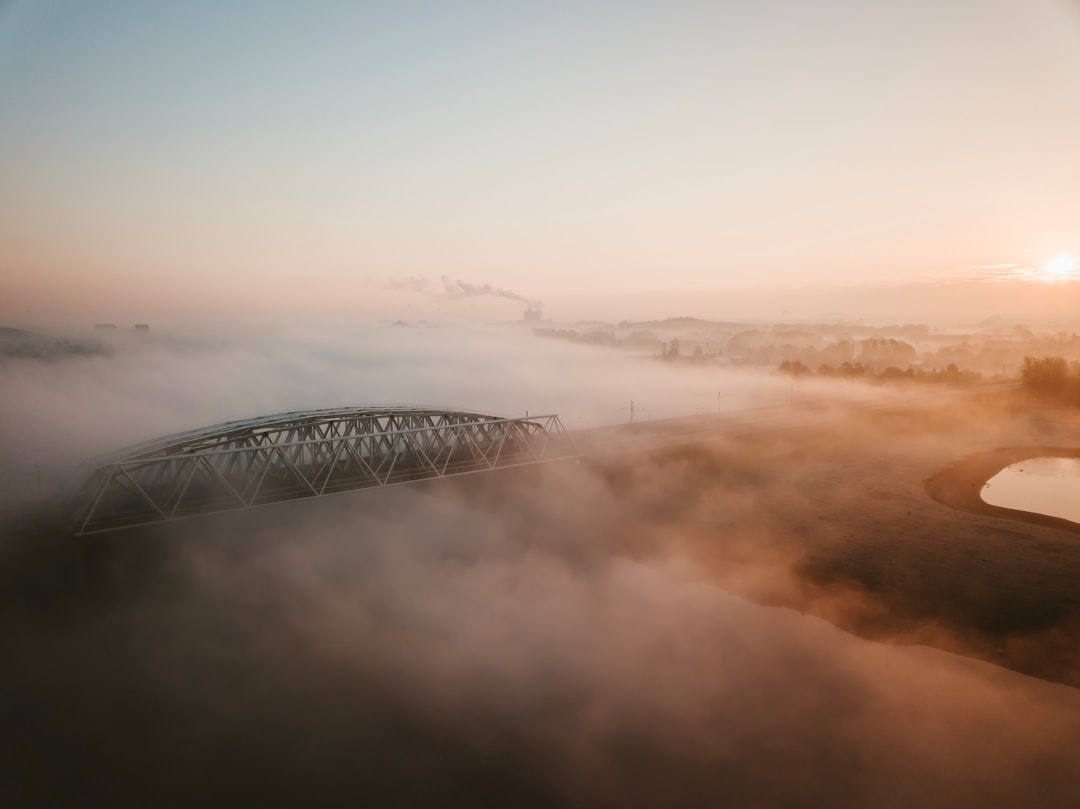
<box><xmin>0</xmin><ymin>321</ymin><xmax>889</xmax><ymax>504</ymax></box>
<box><xmin>2</xmin><ymin>322</ymin><xmax>1079</xmax><ymax>807</ymax></box>
<box><xmin>4</xmin><ymin>462</ymin><xmax>1080</xmax><ymax>808</ymax></box>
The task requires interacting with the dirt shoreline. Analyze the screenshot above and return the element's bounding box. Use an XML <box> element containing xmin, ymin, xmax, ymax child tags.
<box><xmin>926</xmin><ymin>445</ymin><xmax>1080</xmax><ymax>535</ymax></box>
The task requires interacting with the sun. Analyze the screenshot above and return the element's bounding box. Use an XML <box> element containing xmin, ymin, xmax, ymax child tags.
<box><xmin>1044</xmin><ymin>255</ymin><xmax>1077</xmax><ymax>280</ymax></box>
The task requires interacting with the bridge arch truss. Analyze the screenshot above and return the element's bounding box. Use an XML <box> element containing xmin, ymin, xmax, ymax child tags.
<box><xmin>71</xmin><ymin>407</ymin><xmax>577</xmax><ymax>535</ymax></box>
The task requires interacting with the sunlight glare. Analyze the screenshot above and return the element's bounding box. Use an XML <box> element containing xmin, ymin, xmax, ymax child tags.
<box><xmin>1044</xmin><ymin>255</ymin><xmax>1077</xmax><ymax>280</ymax></box>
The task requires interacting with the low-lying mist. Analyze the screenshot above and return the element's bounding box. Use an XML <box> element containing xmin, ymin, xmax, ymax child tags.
<box><xmin>5</xmin><ymin>465</ymin><xmax>1080</xmax><ymax>808</ymax></box>
<box><xmin>3</xmin><ymin>322</ymin><xmax>1079</xmax><ymax>807</ymax></box>
<box><xmin>0</xmin><ymin>322</ymin><xmax>885</xmax><ymax>506</ymax></box>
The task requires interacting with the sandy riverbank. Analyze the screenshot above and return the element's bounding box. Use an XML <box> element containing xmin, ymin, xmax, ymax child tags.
<box><xmin>927</xmin><ymin>445</ymin><xmax>1080</xmax><ymax>533</ymax></box>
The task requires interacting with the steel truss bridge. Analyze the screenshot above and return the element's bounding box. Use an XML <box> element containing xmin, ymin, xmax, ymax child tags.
<box><xmin>70</xmin><ymin>407</ymin><xmax>577</xmax><ymax>535</ymax></box>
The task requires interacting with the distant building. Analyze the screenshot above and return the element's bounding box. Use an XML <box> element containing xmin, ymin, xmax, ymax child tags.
<box><xmin>523</xmin><ymin>304</ymin><xmax>542</xmax><ymax>322</ymax></box>
<box><xmin>134</xmin><ymin>324</ymin><xmax>150</xmax><ymax>333</ymax></box>
<box><xmin>94</xmin><ymin>324</ymin><xmax>117</xmax><ymax>330</ymax></box>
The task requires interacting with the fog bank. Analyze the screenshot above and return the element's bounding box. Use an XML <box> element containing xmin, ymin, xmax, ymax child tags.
<box><xmin>2</xmin><ymin>323</ymin><xmax>1079</xmax><ymax>807</ymax></box>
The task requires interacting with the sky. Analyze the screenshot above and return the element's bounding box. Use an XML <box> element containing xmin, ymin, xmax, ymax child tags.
<box><xmin>2</xmin><ymin>0</ymin><xmax>1080</xmax><ymax>324</ymax></box>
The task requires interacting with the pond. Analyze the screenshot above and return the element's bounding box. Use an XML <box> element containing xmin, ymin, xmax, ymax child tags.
<box><xmin>981</xmin><ymin>456</ymin><xmax>1080</xmax><ymax>524</ymax></box>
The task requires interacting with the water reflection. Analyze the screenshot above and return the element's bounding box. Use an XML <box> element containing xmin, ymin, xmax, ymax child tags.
<box><xmin>982</xmin><ymin>456</ymin><xmax>1080</xmax><ymax>524</ymax></box>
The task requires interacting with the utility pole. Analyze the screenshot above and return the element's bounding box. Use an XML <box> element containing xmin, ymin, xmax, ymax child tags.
<box><xmin>630</xmin><ymin>399</ymin><xmax>635</xmax><ymax>424</ymax></box>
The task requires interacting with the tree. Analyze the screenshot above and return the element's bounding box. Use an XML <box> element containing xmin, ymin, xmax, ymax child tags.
<box><xmin>1021</xmin><ymin>355</ymin><xmax>1069</xmax><ymax>396</ymax></box>
<box><xmin>778</xmin><ymin>360</ymin><xmax>810</xmax><ymax>376</ymax></box>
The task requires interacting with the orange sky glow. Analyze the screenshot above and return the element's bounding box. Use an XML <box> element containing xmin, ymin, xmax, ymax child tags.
<box><xmin>1</xmin><ymin>0</ymin><xmax>1079</xmax><ymax>325</ymax></box>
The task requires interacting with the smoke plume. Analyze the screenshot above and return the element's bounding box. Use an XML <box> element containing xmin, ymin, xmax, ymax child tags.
<box><xmin>389</xmin><ymin>275</ymin><xmax>540</xmax><ymax>308</ymax></box>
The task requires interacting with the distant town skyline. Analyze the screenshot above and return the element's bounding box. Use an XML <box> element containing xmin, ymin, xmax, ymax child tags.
<box><xmin>2</xmin><ymin>0</ymin><xmax>1079</xmax><ymax>324</ymax></box>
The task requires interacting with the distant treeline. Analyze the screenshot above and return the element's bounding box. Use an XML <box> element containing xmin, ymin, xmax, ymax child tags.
<box><xmin>777</xmin><ymin>360</ymin><xmax>983</xmax><ymax>385</ymax></box>
<box><xmin>1020</xmin><ymin>356</ymin><xmax>1080</xmax><ymax>402</ymax></box>
<box><xmin>535</xmin><ymin>323</ymin><xmax>1080</xmax><ymax>377</ymax></box>
<box><xmin>0</xmin><ymin>335</ymin><xmax>110</xmax><ymax>360</ymax></box>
